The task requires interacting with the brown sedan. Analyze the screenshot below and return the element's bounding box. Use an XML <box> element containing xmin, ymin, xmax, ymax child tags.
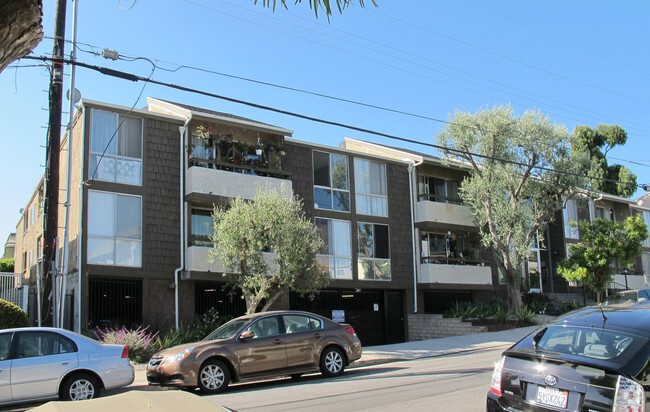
<box><xmin>146</xmin><ymin>311</ymin><xmax>362</xmax><ymax>393</ymax></box>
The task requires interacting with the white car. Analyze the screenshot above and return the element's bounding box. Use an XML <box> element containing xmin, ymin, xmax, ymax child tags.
<box><xmin>0</xmin><ymin>327</ymin><xmax>134</xmax><ymax>406</ymax></box>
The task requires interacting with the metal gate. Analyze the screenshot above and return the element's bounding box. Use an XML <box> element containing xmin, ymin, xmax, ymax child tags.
<box><xmin>0</xmin><ymin>273</ymin><xmax>28</xmax><ymax>312</ymax></box>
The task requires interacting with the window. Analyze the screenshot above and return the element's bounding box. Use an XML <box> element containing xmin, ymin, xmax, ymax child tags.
<box><xmin>191</xmin><ymin>208</ymin><xmax>213</xmax><ymax>247</ymax></box>
<box><xmin>642</xmin><ymin>252</ymin><xmax>650</xmax><ymax>275</ymax></box>
<box><xmin>358</xmin><ymin>222</ymin><xmax>390</xmax><ymax>280</ymax></box>
<box><xmin>563</xmin><ymin>199</ymin><xmax>579</xmax><ymax>239</ymax></box>
<box><xmin>29</xmin><ymin>205</ymin><xmax>35</xmax><ymax>226</ymax></box>
<box><xmin>354</xmin><ymin>158</ymin><xmax>387</xmax><ymax>217</ymax></box>
<box><xmin>418</xmin><ymin>176</ymin><xmax>461</xmax><ymax>204</ymax></box>
<box><xmin>420</xmin><ymin>231</ymin><xmax>481</xmax><ymax>264</ymax></box>
<box><xmin>0</xmin><ymin>333</ymin><xmax>11</xmax><ymax>361</ymax></box>
<box><xmin>536</xmin><ymin>326</ymin><xmax>641</xmax><ymax>360</ymax></box>
<box><xmin>282</xmin><ymin>314</ymin><xmax>322</xmax><ymax>333</ymax></box>
<box><xmin>15</xmin><ymin>331</ymin><xmax>77</xmax><ymax>359</ymax></box>
<box><xmin>247</xmin><ymin>316</ymin><xmax>280</xmax><ymax>338</ymax></box>
<box><xmin>313</xmin><ymin>151</ymin><xmax>350</xmax><ymax>212</ymax></box>
<box><xmin>88</xmin><ymin>190</ymin><xmax>142</xmax><ymax>267</ymax></box>
<box><xmin>89</xmin><ymin>109</ymin><xmax>143</xmax><ymax>185</ymax></box>
<box><xmin>315</xmin><ymin>218</ymin><xmax>352</xmax><ymax>280</ymax></box>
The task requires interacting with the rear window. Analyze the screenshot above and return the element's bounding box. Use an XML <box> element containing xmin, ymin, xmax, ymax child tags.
<box><xmin>536</xmin><ymin>326</ymin><xmax>642</xmax><ymax>360</ymax></box>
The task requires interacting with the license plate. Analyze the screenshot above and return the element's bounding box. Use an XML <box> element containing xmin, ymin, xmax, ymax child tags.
<box><xmin>536</xmin><ymin>386</ymin><xmax>568</xmax><ymax>408</ymax></box>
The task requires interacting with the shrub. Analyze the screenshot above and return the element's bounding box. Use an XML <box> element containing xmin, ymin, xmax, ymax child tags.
<box><xmin>155</xmin><ymin>323</ymin><xmax>199</xmax><ymax>349</ymax></box>
<box><xmin>193</xmin><ymin>308</ymin><xmax>230</xmax><ymax>339</ymax></box>
<box><xmin>517</xmin><ymin>305</ymin><xmax>536</xmax><ymax>323</ymax></box>
<box><xmin>492</xmin><ymin>304</ymin><xmax>510</xmax><ymax>323</ymax></box>
<box><xmin>473</xmin><ymin>302</ymin><xmax>491</xmax><ymax>321</ymax></box>
<box><xmin>95</xmin><ymin>325</ymin><xmax>159</xmax><ymax>363</ymax></box>
<box><xmin>0</xmin><ymin>299</ymin><xmax>29</xmax><ymax>329</ymax></box>
<box><xmin>444</xmin><ymin>301</ymin><xmax>476</xmax><ymax>321</ymax></box>
<box><xmin>522</xmin><ymin>292</ymin><xmax>551</xmax><ymax>314</ymax></box>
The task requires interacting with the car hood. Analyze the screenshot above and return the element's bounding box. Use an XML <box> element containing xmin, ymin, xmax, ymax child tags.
<box><xmin>155</xmin><ymin>338</ymin><xmax>229</xmax><ymax>357</ymax></box>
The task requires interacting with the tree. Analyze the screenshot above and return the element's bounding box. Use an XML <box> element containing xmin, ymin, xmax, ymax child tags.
<box><xmin>436</xmin><ymin>105</ymin><xmax>589</xmax><ymax>313</ymax></box>
<box><xmin>211</xmin><ymin>185</ymin><xmax>328</xmax><ymax>314</ymax></box>
<box><xmin>572</xmin><ymin>125</ymin><xmax>637</xmax><ymax>198</ymax></box>
<box><xmin>558</xmin><ymin>215</ymin><xmax>648</xmax><ymax>303</ymax></box>
<box><xmin>255</xmin><ymin>0</ymin><xmax>377</xmax><ymax>19</ymax></box>
<box><xmin>0</xmin><ymin>0</ymin><xmax>43</xmax><ymax>73</ymax></box>
<box><xmin>0</xmin><ymin>259</ymin><xmax>14</xmax><ymax>273</ymax></box>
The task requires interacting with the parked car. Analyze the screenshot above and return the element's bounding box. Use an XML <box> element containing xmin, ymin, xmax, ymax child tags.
<box><xmin>603</xmin><ymin>288</ymin><xmax>650</xmax><ymax>306</ymax></box>
<box><xmin>147</xmin><ymin>310</ymin><xmax>362</xmax><ymax>393</ymax></box>
<box><xmin>487</xmin><ymin>305</ymin><xmax>650</xmax><ymax>411</ymax></box>
<box><xmin>0</xmin><ymin>327</ymin><xmax>134</xmax><ymax>406</ymax></box>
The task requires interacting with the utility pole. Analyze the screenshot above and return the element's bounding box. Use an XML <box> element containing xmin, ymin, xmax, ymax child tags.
<box><xmin>43</xmin><ymin>0</ymin><xmax>67</xmax><ymax>327</ymax></box>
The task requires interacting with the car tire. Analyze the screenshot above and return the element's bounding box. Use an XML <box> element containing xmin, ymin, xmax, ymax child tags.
<box><xmin>198</xmin><ymin>360</ymin><xmax>230</xmax><ymax>394</ymax></box>
<box><xmin>320</xmin><ymin>346</ymin><xmax>345</xmax><ymax>377</ymax></box>
<box><xmin>61</xmin><ymin>373</ymin><xmax>100</xmax><ymax>401</ymax></box>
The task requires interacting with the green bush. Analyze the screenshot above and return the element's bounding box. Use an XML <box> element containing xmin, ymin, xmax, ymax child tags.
<box><xmin>517</xmin><ymin>305</ymin><xmax>536</xmax><ymax>323</ymax></box>
<box><xmin>492</xmin><ymin>304</ymin><xmax>510</xmax><ymax>323</ymax></box>
<box><xmin>0</xmin><ymin>299</ymin><xmax>29</xmax><ymax>329</ymax></box>
<box><xmin>155</xmin><ymin>323</ymin><xmax>199</xmax><ymax>349</ymax></box>
<box><xmin>444</xmin><ymin>301</ymin><xmax>476</xmax><ymax>321</ymax></box>
<box><xmin>192</xmin><ymin>308</ymin><xmax>231</xmax><ymax>339</ymax></box>
<box><xmin>522</xmin><ymin>292</ymin><xmax>551</xmax><ymax>314</ymax></box>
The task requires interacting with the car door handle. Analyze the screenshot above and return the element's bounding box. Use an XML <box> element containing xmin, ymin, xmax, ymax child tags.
<box><xmin>313</xmin><ymin>333</ymin><xmax>322</xmax><ymax>338</ymax></box>
<box><xmin>273</xmin><ymin>339</ymin><xmax>284</xmax><ymax>345</ymax></box>
<box><xmin>61</xmin><ymin>361</ymin><xmax>71</xmax><ymax>365</ymax></box>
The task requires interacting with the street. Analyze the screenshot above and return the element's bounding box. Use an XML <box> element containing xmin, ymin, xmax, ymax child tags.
<box><xmin>206</xmin><ymin>346</ymin><xmax>505</xmax><ymax>412</ymax></box>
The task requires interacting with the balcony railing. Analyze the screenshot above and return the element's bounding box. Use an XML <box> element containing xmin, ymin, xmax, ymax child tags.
<box><xmin>418</xmin><ymin>193</ymin><xmax>462</xmax><ymax>205</ymax></box>
<box><xmin>189</xmin><ymin>157</ymin><xmax>290</xmax><ymax>179</ymax></box>
<box><xmin>421</xmin><ymin>256</ymin><xmax>485</xmax><ymax>266</ymax></box>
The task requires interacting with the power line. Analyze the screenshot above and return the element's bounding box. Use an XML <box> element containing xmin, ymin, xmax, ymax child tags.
<box><xmin>22</xmin><ymin>55</ymin><xmax>642</xmax><ymax>191</ymax></box>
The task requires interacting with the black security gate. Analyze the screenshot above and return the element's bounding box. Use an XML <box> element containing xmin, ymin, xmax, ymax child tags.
<box><xmin>290</xmin><ymin>290</ymin><xmax>404</xmax><ymax>346</ymax></box>
<box><xmin>88</xmin><ymin>277</ymin><xmax>142</xmax><ymax>329</ymax></box>
<box><xmin>194</xmin><ymin>281</ymin><xmax>246</xmax><ymax>318</ymax></box>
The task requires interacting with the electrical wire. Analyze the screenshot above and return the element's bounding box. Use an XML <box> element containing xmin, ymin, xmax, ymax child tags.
<box><xmin>22</xmin><ymin>55</ymin><xmax>642</xmax><ymax>191</ymax></box>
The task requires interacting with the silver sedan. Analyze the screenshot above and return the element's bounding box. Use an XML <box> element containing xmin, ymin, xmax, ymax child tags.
<box><xmin>0</xmin><ymin>327</ymin><xmax>134</xmax><ymax>406</ymax></box>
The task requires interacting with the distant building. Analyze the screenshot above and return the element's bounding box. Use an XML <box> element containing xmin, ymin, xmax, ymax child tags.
<box><xmin>3</xmin><ymin>233</ymin><xmax>16</xmax><ymax>260</ymax></box>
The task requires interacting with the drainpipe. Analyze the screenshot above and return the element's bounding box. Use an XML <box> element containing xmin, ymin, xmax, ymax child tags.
<box><xmin>407</xmin><ymin>158</ymin><xmax>423</xmax><ymax>313</ymax></box>
<box><xmin>77</xmin><ymin>107</ymin><xmax>87</xmax><ymax>333</ymax></box>
<box><xmin>173</xmin><ymin>118</ymin><xmax>191</xmax><ymax>330</ymax></box>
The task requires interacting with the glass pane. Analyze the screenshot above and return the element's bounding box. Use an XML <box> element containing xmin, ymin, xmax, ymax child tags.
<box><xmin>330</xmin><ymin>154</ymin><xmax>348</xmax><ymax>190</ymax></box>
<box><xmin>115</xmin><ymin>240</ymin><xmax>141</xmax><ymax>267</ymax></box>
<box><xmin>192</xmin><ymin>209</ymin><xmax>213</xmax><ymax>238</ymax></box>
<box><xmin>358</xmin><ymin>223</ymin><xmax>373</xmax><ymax>257</ymax></box>
<box><xmin>375</xmin><ymin>259</ymin><xmax>391</xmax><ymax>280</ymax></box>
<box><xmin>116</xmin><ymin>158</ymin><xmax>142</xmax><ymax>186</ymax></box>
<box><xmin>355</xmin><ymin>194</ymin><xmax>370</xmax><ymax>215</ymax></box>
<box><xmin>332</xmin><ymin>220</ymin><xmax>351</xmax><ymax>257</ymax></box>
<box><xmin>314</xmin><ymin>187</ymin><xmax>333</xmax><ymax>210</ymax></box>
<box><xmin>116</xmin><ymin>195</ymin><xmax>141</xmax><ymax>239</ymax></box>
<box><xmin>88</xmin><ymin>237</ymin><xmax>114</xmax><ymax>265</ymax></box>
<box><xmin>354</xmin><ymin>159</ymin><xmax>370</xmax><ymax>193</ymax></box>
<box><xmin>334</xmin><ymin>257</ymin><xmax>352</xmax><ymax>279</ymax></box>
<box><xmin>434</xmin><ymin>178</ymin><xmax>446</xmax><ymax>198</ymax></box>
<box><xmin>313</xmin><ymin>152</ymin><xmax>330</xmax><ymax>187</ymax></box>
<box><xmin>88</xmin><ymin>191</ymin><xmax>114</xmax><ymax>237</ymax></box>
<box><xmin>90</xmin><ymin>110</ymin><xmax>117</xmax><ymax>155</ymax></box>
<box><xmin>369</xmin><ymin>161</ymin><xmax>387</xmax><ymax>196</ymax></box>
<box><xmin>333</xmin><ymin>190</ymin><xmax>350</xmax><ymax>212</ymax></box>
<box><xmin>358</xmin><ymin>258</ymin><xmax>374</xmax><ymax>280</ymax></box>
<box><xmin>118</xmin><ymin>116</ymin><xmax>142</xmax><ymax>158</ymax></box>
<box><xmin>0</xmin><ymin>334</ymin><xmax>11</xmax><ymax>360</ymax></box>
<box><xmin>374</xmin><ymin>225</ymin><xmax>390</xmax><ymax>259</ymax></box>
<box><xmin>371</xmin><ymin>195</ymin><xmax>388</xmax><ymax>217</ymax></box>
<box><xmin>89</xmin><ymin>154</ymin><xmax>116</xmax><ymax>182</ymax></box>
<box><xmin>315</xmin><ymin>218</ymin><xmax>331</xmax><ymax>255</ymax></box>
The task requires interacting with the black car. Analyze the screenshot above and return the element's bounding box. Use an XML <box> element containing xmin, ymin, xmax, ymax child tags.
<box><xmin>603</xmin><ymin>289</ymin><xmax>650</xmax><ymax>306</ymax></box>
<box><xmin>487</xmin><ymin>306</ymin><xmax>650</xmax><ymax>411</ymax></box>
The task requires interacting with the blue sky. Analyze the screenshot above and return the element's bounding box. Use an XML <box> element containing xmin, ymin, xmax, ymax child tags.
<box><xmin>1</xmin><ymin>0</ymin><xmax>649</xmax><ymax>248</ymax></box>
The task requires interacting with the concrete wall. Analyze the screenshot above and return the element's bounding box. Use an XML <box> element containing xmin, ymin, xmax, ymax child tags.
<box><xmin>415</xmin><ymin>201</ymin><xmax>475</xmax><ymax>227</ymax></box>
<box><xmin>186</xmin><ymin>166</ymin><xmax>292</xmax><ymax>200</ymax></box>
<box><xmin>407</xmin><ymin>313</ymin><xmax>487</xmax><ymax>341</ymax></box>
<box><xmin>419</xmin><ymin>263</ymin><xmax>492</xmax><ymax>285</ymax></box>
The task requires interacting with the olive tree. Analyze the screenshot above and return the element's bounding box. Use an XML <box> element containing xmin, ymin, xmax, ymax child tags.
<box><xmin>211</xmin><ymin>185</ymin><xmax>328</xmax><ymax>314</ymax></box>
<box><xmin>255</xmin><ymin>0</ymin><xmax>377</xmax><ymax>19</ymax></box>
<box><xmin>436</xmin><ymin>105</ymin><xmax>589</xmax><ymax>313</ymax></box>
<box><xmin>558</xmin><ymin>215</ymin><xmax>648</xmax><ymax>303</ymax></box>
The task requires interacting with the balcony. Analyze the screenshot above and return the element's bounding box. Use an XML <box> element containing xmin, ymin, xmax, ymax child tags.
<box><xmin>416</xmin><ymin>195</ymin><xmax>475</xmax><ymax>228</ymax></box>
<box><xmin>419</xmin><ymin>262</ymin><xmax>492</xmax><ymax>285</ymax></box>
<box><xmin>185</xmin><ymin>246</ymin><xmax>278</xmax><ymax>277</ymax></box>
<box><xmin>186</xmin><ymin>164</ymin><xmax>292</xmax><ymax>200</ymax></box>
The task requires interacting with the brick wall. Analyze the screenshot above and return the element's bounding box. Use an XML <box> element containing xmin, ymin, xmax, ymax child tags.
<box><xmin>407</xmin><ymin>313</ymin><xmax>487</xmax><ymax>341</ymax></box>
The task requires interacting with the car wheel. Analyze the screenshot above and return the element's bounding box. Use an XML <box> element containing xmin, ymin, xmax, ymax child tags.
<box><xmin>198</xmin><ymin>360</ymin><xmax>230</xmax><ymax>394</ymax></box>
<box><xmin>320</xmin><ymin>347</ymin><xmax>345</xmax><ymax>377</ymax></box>
<box><xmin>61</xmin><ymin>373</ymin><xmax>99</xmax><ymax>401</ymax></box>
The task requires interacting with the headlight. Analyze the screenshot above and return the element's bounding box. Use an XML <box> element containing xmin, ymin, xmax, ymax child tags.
<box><xmin>161</xmin><ymin>346</ymin><xmax>195</xmax><ymax>366</ymax></box>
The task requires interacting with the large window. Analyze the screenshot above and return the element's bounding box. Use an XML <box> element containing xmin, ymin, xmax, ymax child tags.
<box><xmin>420</xmin><ymin>231</ymin><xmax>481</xmax><ymax>265</ymax></box>
<box><xmin>418</xmin><ymin>176</ymin><xmax>461</xmax><ymax>204</ymax></box>
<box><xmin>89</xmin><ymin>109</ymin><xmax>143</xmax><ymax>185</ymax></box>
<box><xmin>354</xmin><ymin>158</ymin><xmax>388</xmax><ymax>217</ymax></box>
<box><xmin>315</xmin><ymin>218</ymin><xmax>352</xmax><ymax>280</ymax></box>
<box><xmin>191</xmin><ymin>208</ymin><xmax>213</xmax><ymax>247</ymax></box>
<box><xmin>313</xmin><ymin>151</ymin><xmax>350</xmax><ymax>212</ymax></box>
<box><xmin>563</xmin><ymin>199</ymin><xmax>579</xmax><ymax>239</ymax></box>
<box><xmin>88</xmin><ymin>190</ymin><xmax>142</xmax><ymax>267</ymax></box>
<box><xmin>357</xmin><ymin>222</ymin><xmax>390</xmax><ymax>280</ymax></box>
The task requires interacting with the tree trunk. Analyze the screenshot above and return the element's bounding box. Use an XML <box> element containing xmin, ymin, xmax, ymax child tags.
<box><xmin>506</xmin><ymin>268</ymin><xmax>523</xmax><ymax>314</ymax></box>
<box><xmin>0</xmin><ymin>0</ymin><xmax>43</xmax><ymax>73</ymax></box>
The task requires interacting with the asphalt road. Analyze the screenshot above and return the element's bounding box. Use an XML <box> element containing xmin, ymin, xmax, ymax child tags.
<box><xmin>204</xmin><ymin>345</ymin><xmax>505</xmax><ymax>412</ymax></box>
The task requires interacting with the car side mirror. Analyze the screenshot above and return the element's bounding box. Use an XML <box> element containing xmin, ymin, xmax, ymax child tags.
<box><xmin>638</xmin><ymin>298</ymin><xmax>647</xmax><ymax>304</ymax></box>
<box><xmin>240</xmin><ymin>330</ymin><xmax>254</xmax><ymax>340</ymax></box>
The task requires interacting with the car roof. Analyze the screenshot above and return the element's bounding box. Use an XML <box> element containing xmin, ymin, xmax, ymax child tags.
<box><xmin>549</xmin><ymin>306</ymin><xmax>650</xmax><ymax>336</ymax></box>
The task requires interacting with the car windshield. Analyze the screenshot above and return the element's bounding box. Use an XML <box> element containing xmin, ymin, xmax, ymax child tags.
<box><xmin>603</xmin><ymin>291</ymin><xmax>638</xmax><ymax>305</ymax></box>
<box><xmin>203</xmin><ymin>319</ymin><xmax>249</xmax><ymax>341</ymax></box>
<box><xmin>536</xmin><ymin>326</ymin><xmax>642</xmax><ymax>360</ymax></box>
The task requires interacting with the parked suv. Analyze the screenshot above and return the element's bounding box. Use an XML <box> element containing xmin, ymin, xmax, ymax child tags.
<box><xmin>487</xmin><ymin>306</ymin><xmax>650</xmax><ymax>411</ymax></box>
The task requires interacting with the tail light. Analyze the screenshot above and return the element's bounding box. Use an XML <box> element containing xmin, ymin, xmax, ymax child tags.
<box><xmin>345</xmin><ymin>326</ymin><xmax>357</xmax><ymax>336</ymax></box>
<box><xmin>490</xmin><ymin>356</ymin><xmax>506</xmax><ymax>396</ymax></box>
<box><xmin>613</xmin><ymin>375</ymin><xmax>645</xmax><ymax>412</ymax></box>
<box><xmin>121</xmin><ymin>346</ymin><xmax>129</xmax><ymax>359</ymax></box>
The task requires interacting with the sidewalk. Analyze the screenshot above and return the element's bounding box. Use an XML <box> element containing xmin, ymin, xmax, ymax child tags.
<box><xmin>129</xmin><ymin>324</ymin><xmax>539</xmax><ymax>390</ymax></box>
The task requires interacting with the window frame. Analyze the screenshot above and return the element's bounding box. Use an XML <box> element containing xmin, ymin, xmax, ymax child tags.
<box><xmin>563</xmin><ymin>199</ymin><xmax>579</xmax><ymax>239</ymax></box>
<box><xmin>315</xmin><ymin>217</ymin><xmax>352</xmax><ymax>280</ymax></box>
<box><xmin>313</xmin><ymin>151</ymin><xmax>350</xmax><ymax>212</ymax></box>
<box><xmin>357</xmin><ymin>222</ymin><xmax>391</xmax><ymax>281</ymax></box>
<box><xmin>354</xmin><ymin>158</ymin><xmax>388</xmax><ymax>217</ymax></box>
